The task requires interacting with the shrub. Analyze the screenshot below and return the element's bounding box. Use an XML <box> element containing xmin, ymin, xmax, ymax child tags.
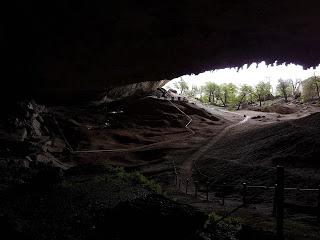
<box><xmin>113</xmin><ymin>167</ymin><xmax>162</xmax><ymax>194</ymax></box>
<box><xmin>203</xmin><ymin>212</ymin><xmax>242</xmax><ymax>240</ymax></box>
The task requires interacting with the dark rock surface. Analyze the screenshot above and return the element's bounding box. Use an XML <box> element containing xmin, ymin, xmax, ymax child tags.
<box><xmin>0</xmin><ymin>100</ymin><xmax>71</xmax><ymax>189</ymax></box>
<box><xmin>96</xmin><ymin>194</ymin><xmax>207</xmax><ymax>240</ymax></box>
<box><xmin>4</xmin><ymin>1</ymin><xmax>320</xmax><ymax>102</ymax></box>
<box><xmin>0</xmin><ymin>165</ymin><xmax>206</xmax><ymax>240</ymax></box>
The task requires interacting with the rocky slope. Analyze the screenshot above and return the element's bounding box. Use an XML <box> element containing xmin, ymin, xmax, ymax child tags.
<box><xmin>196</xmin><ymin>112</ymin><xmax>320</xmax><ymax>189</ymax></box>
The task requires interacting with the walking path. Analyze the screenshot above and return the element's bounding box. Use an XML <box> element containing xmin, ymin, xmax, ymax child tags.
<box><xmin>170</xmin><ymin>102</ymin><xmax>251</xmax><ymax>201</ymax></box>
<box><xmin>179</xmin><ymin>103</ymin><xmax>250</xmax><ymax>181</ymax></box>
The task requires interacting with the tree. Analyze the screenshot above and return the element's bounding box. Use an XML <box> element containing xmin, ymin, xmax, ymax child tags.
<box><xmin>186</xmin><ymin>85</ymin><xmax>199</xmax><ymax>98</ymax></box>
<box><xmin>216</xmin><ymin>83</ymin><xmax>237</xmax><ymax>107</ymax></box>
<box><xmin>199</xmin><ymin>86</ymin><xmax>205</xmax><ymax>101</ymax></box>
<box><xmin>173</xmin><ymin>77</ymin><xmax>189</xmax><ymax>95</ymax></box>
<box><xmin>236</xmin><ymin>84</ymin><xmax>254</xmax><ymax>110</ymax></box>
<box><xmin>204</xmin><ymin>82</ymin><xmax>219</xmax><ymax>104</ymax></box>
<box><xmin>254</xmin><ymin>81</ymin><xmax>272</xmax><ymax>106</ymax></box>
<box><xmin>302</xmin><ymin>75</ymin><xmax>320</xmax><ymax>101</ymax></box>
<box><xmin>277</xmin><ymin>79</ymin><xmax>292</xmax><ymax>102</ymax></box>
<box><xmin>290</xmin><ymin>79</ymin><xmax>301</xmax><ymax>99</ymax></box>
<box><xmin>312</xmin><ymin>75</ymin><xmax>320</xmax><ymax>99</ymax></box>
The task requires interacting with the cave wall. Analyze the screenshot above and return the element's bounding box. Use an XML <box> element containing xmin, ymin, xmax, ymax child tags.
<box><xmin>106</xmin><ymin>80</ymin><xmax>169</xmax><ymax>100</ymax></box>
<box><xmin>3</xmin><ymin>1</ymin><xmax>320</xmax><ymax>102</ymax></box>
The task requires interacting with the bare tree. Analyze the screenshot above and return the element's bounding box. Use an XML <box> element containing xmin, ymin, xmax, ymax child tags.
<box><xmin>174</xmin><ymin>77</ymin><xmax>189</xmax><ymax>95</ymax></box>
<box><xmin>290</xmin><ymin>79</ymin><xmax>301</xmax><ymax>99</ymax></box>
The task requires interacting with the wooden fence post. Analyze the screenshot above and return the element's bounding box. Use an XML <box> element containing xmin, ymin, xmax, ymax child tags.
<box><xmin>275</xmin><ymin>166</ymin><xmax>285</xmax><ymax>240</ymax></box>
<box><xmin>221</xmin><ymin>183</ymin><xmax>226</xmax><ymax>206</ymax></box>
<box><xmin>175</xmin><ymin>174</ymin><xmax>178</xmax><ymax>187</ymax></box>
<box><xmin>222</xmin><ymin>193</ymin><xmax>225</xmax><ymax>206</ymax></box>
<box><xmin>206</xmin><ymin>181</ymin><xmax>210</xmax><ymax>201</ymax></box>
<box><xmin>318</xmin><ymin>185</ymin><xmax>320</xmax><ymax>222</ymax></box>
<box><xmin>242</xmin><ymin>182</ymin><xmax>247</xmax><ymax>206</ymax></box>
<box><xmin>273</xmin><ymin>184</ymin><xmax>277</xmax><ymax>217</ymax></box>
<box><xmin>186</xmin><ymin>179</ymin><xmax>189</xmax><ymax>195</ymax></box>
<box><xmin>194</xmin><ymin>181</ymin><xmax>198</xmax><ymax>199</ymax></box>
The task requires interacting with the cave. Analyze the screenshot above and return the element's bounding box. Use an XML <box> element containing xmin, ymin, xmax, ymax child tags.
<box><xmin>1</xmin><ymin>2</ymin><xmax>320</xmax><ymax>240</ymax></box>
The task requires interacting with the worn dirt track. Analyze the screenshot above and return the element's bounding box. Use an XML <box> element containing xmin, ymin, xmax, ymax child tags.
<box><xmin>179</xmin><ymin>111</ymin><xmax>250</xmax><ymax>180</ymax></box>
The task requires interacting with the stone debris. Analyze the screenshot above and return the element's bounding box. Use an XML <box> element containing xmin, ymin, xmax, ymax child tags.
<box><xmin>13</xmin><ymin>128</ymin><xmax>28</xmax><ymax>142</ymax></box>
<box><xmin>0</xmin><ymin>100</ymin><xmax>73</xmax><ymax>188</ymax></box>
<box><xmin>251</xmin><ymin>115</ymin><xmax>266</xmax><ymax>119</ymax></box>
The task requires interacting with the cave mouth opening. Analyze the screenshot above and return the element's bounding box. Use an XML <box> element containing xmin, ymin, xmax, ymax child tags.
<box><xmin>165</xmin><ymin>61</ymin><xmax>320</xmax><ymax>97</ymax></box>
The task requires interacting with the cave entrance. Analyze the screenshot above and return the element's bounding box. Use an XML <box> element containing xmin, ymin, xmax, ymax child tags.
<box><xmin>164</xmin><ymin>61</ymin><xmax>320</xmax><ymax>109</ymax></box>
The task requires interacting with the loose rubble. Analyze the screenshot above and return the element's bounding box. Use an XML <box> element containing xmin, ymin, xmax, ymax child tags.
<box><xmin>0</xmin><ymin>100</ymin><xmax>71</xmax><ymax>189</ymax></box>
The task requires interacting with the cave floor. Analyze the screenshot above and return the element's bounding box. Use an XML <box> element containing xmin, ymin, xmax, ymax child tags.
<box><xmin>49</xmin><ymin>97</ymin><xmax>320</xmax><ymax>239</ymax></box>
<box><xmin>1</xmin><ymin>96</ymin><xmax>320</xmax><ymax>239</ymax></box>
<box><xmin>156</xmin><ymin>101</ymin><xmax>320</xmax><ymax>240</ymax></box>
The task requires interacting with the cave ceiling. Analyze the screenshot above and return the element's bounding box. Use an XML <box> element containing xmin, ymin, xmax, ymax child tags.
<box><xmin>3</xmin><ymin>1</ymin><xmax>320</xmax><ymax>101</ymax></box>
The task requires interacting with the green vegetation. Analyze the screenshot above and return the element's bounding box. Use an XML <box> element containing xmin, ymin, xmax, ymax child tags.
<box><xmin>302</xmin><ymin>75</ymin><xmax>320</xmax><ymax>102</ymax></box>
<box><xmin>204</xmin><ymin>82</ymin><xmax>220</xmax><ymax>104</ymax></box>
<box><xmin>190</xmin><ymin>81</ymin><xmax>272</xmax><ymax>109</ymax></box>
<box><xmin>63</xmin><ymin>165</ymin><xmax>163</xmax><ymax>195</ymax></box>
<box><xmin>254</xmin><ymin>81</ymin><xmax>272</xmax><ymax>106</ymax></box>
<box><xmin>276</xmin><ymin>79</ymin><xmax>293</xmax><ymax>102</ymax></box>
<box><xmin>113</xmin><ymin>167</ymin><xmax>162</xmax><ymax>194</ymax></box>
<box><xmin>236</xmin><ymin>84</ymin><xmax>255</xmax><ymax>110</ymax></box>
<box><xmin>173</xmin><ymin>74</ymin><xmax>320</xmax><ymax>109</ymax></box>
<box><xmin>217</xmin><ymin>83</ymin><xmax>238</xmax><ymax>108</ymax></box>
<box><xmin>205</xmin><ymin>212</ymin><xmax>242</xmax><ymax>240</ymax></box>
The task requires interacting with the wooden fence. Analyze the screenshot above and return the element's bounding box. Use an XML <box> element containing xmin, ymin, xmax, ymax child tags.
<box><xmin>175</xmin><ymin>166</ymin><xmax>320</xmax><ymax>240</ymax></box>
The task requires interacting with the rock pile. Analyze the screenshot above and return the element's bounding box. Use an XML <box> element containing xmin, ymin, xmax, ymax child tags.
<box><xmin>0</xmin><ymin>100</ymin><xmax>71</xmax><ymax>188</ymax></box>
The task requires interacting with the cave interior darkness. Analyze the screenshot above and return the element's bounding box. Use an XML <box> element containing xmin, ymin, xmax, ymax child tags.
<box><xmin>3</xmin><ymin>1</ymin><xmax>320</xmax><ymax>103</ymax></box>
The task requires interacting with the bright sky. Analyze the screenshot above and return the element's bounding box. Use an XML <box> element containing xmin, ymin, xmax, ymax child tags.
<box><xmin>165</xmin><ymin>61</ymin><xmax>320</xmax><ymax>94</ymax></box>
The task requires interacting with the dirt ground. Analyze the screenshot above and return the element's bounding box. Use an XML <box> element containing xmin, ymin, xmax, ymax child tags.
<box><xmin>160</xmin><ymin>101</ymin><xmax>320</xmax><ymax>240</ymax></box>
<box><xmin>60</xmin><ymin>94</ymin><xmax>318</xmax><ymax>239</ymax></box>
<box><xmin>81</xmin><ymin>96</ymin><xmax>318</xmax><ymax>239</ymax></box>
<box><xmin>53</xmin><ymin>96</ymin><xmax>320</xmax><ymax>239</ymax></box>
<box><xmin>2</xmin><ymin>95</ymin><xmax>319</xmax><ymax>239</ymax></box>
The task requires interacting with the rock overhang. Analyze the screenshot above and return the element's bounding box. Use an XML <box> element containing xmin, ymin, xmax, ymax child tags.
<box><xmin>3</xmin><ymin>1</ymin><xmax>320</xmax><ymax>102</ymax></box>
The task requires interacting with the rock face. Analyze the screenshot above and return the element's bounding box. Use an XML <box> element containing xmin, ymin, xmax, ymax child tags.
<box><xmin>4</xmin><ymin>1</ymin><xmax>320</xmax><ymax>102</ymax></box>
<box><xmin>0</xmin><ymin>100</ymin><xmax>71</xmax><ymax>188</ymax></box>
<box><xmin>106</xmin><ymin>80</ymin><xmax>169</xmax><ymax>100</ymax></box>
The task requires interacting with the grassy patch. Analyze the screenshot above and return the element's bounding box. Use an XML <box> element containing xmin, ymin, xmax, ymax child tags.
<box><xmin>113</xmin><ymin>167</ymin><xmax>163</xmax><ymax>194</ymax></box>
<box><xmin>63</xmin><ymin>165</ymin><xmax>163</xmax><ymax>194</ymax></box>
<box><xmin>202</xmin><ymin>212</ymin><xmax>242</xmax><ymax>240</ymax></box>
